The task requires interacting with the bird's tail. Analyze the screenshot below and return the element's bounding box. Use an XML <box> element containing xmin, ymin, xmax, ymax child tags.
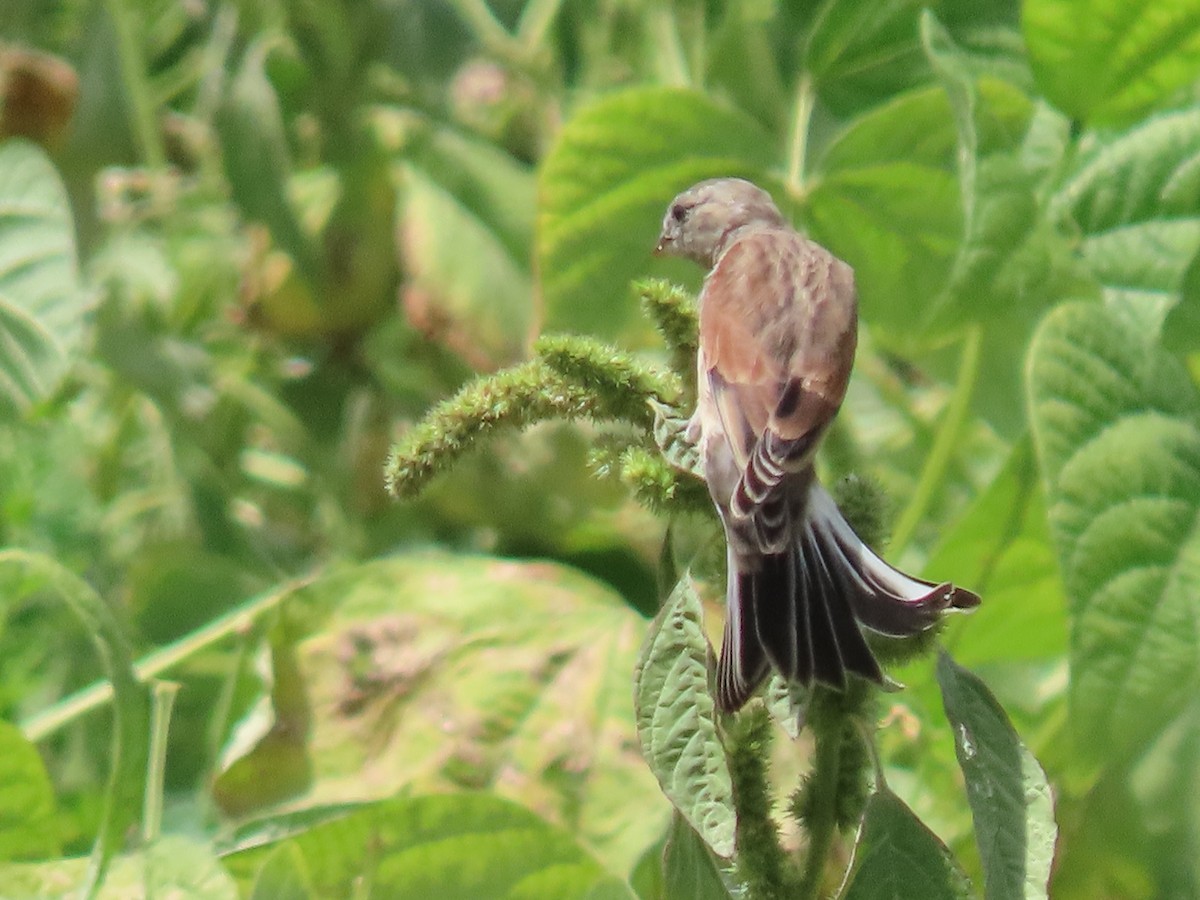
<box><xmin>715</xmin><ymin>483</ymin><xmax>980</xmax><ymax>713</ymax></box>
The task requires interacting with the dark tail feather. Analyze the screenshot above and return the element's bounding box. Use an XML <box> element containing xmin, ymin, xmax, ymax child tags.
<box><xmin>714</xmin><ymin>484</ymin><xmax>980</xmax><ymax>713</ymax></box>
<box><xmin>716</xmin><ymin>548</ymin><xmax>771</xmax><ymax>712</ymax></box>
<box><xmin>805</xmin><ymin>485</ymin><xmax>981</xmax><ymax>633</ymax></box>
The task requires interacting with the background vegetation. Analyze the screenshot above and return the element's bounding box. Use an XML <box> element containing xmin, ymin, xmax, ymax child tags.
<box><xmin>0</xmin><ymin>0</ymin><xmax>1198</xmax><ymax>896</ymax></box>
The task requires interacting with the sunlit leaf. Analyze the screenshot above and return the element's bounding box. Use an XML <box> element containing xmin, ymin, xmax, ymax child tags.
<box><xmin>0</xmin><ymin>138</ymin><xmax>85</xmax><ymax>412</ymax></box>
<box><xmin>213</xmin><ymin>553</ymin><xmax>663</xmax><ymax>875</ymax></box>
<box><xmin>929</xmin><ymin>438</ymin><xmax>1066</xmax><ymax>665</ymax></box>
<box><xmin>1024</xmin><ymin>0</ymin><xmax>1200</xmax><ymax>125</ymax></box>
<box><xmin>223</xmin><ymin>794</ymin><xmax>635</xmax><ymax>899</ymax></box>
<box><xmin>399</xmin><ymin>166</ymin><xmax>533</xmax><ymax>368</ymax></box>
<box><xmin>1050</xmin><ymin>106</ymin><xmax>1200</xmax><ymax>329</ymax></box>
<box><xmin>0</xmin><ymin>721</ymin><xmax>59</xmax><ymax>860</ymax></box>
<box><xmin>1027</xmin><ymin>302</ymin><xmax>1200</xmax><ymax>764</ymax></box>
<box><xmin>937</xmin><ymin>653</ymin><xmax>1056</xmax><ymax>900</ymax></box>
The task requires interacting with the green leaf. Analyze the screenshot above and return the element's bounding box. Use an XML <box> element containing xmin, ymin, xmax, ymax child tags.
<box><xmin>0</xmin><ymin>837</ymin><xmax>239</xmax><ymax>899</ymax></box>
<box><xmin>633</xmin><ymin>576</ymin><xmax>734</xmax><ymax>859</ymax></box>
<box><xmin>223</xmin><ymin>794</ymin><xmax>635</xmax><ymax>899</ymax></box>
<box><xmin>0</xmin><ymin>550</ymin><xmax>150</xmax><ymax>895</ymax></box>
<box><xmin>213</xmin><ymin>553</ymin><xmax>664</xmax><ymax>875</ymax></box>
<box><xmin>843</xmin><ymin>788</ymin><xmax>972</xmax><ymax>900</ymax></box>
<box><xmin>536</xmin><ymin>87</ymin><xmax>776</xmax><ymax>341</ymax></box>
<box><xmin>1164</xmin><ymin>247</ymin><xmax>1200</xmax><ymax>355</ymax></box>
<box><xmin>929</xmin><ymin>438</ymin><xmax>1067</xmax><ymax>665</ymax></box>
<box><xmin>921</xmin><ymin>9</ymin><xmax>978</xmax><ymax>215</ymax></box>
<box><xmin>661</xmin><ymin>811</ymin><xmax>732</xmax><ymax>900</ymax></box>
<box><xmin>1023</xmin><ymin>0</ymin><xmax>1200</xmax><ymax>125</ymax></box>
<box><xmin>250</xmin><ymin>843</ymin><xmax>315</xmax><ymax>900</ymax></box>
<box><xmin>936</xmin><ymin>653</ymin><xmax>1056</xmax><ymax>900</ymax></box>
<box><xmin>0</xmin><ymin>138</ymin><xmax>85</xmax><ymax>413</ymax></box>
<box><xmin>1027</xmin><ymin>302</ymin><xmax>1200</xmax><ymax>764</ymax></box>
<box><xmin>802</xmin><ymin>0</ymin><xmax>930</xmax><ymax>116</ymax></box>
<box><xmin>1050</xmin><ymin>106</ymin><xmax>1200</xmax><ymax>326</ymax></box>
<box><xmin>0</xmin><ymin>720</ymin><xmax>59</xmax><ymax>860</ymax></box>
<box><xmin>215</xmin><ymin>42</ymin><xmax>321</xmax><ymax>283</ymax></box>
<box><xmin>399</xmin><ymin>165</ymin><xmax>534</xmax><ymax>367</ymax></box>
<box><xmin>805</xmin><ymin>87</ymin><xmax>962</xmax><ymax>343</ymax></box>
<box><xmin>137</xmin><ymin>837</ymin><xmax>240</xmax><ymax>899</ymax></box>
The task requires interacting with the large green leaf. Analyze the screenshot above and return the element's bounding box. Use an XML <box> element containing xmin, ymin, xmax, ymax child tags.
<box><xmin>223</xmin><ymin>794</ymin><xmax>636</xmax><ymax>899</ymax></box>
<box><xmin>1051</xmin><ymin>106</ymin><xmax>1200</xmax><ymax>323</ymax></box>
<box><xmin>803</xmin><ymin>0</ymin><xmax>931</xmax><ymax>115</ymax></box>
<box><xmin>1027</xmin><ymin>302</ymin><xmax>1200</xmax><ymax>764</ymax></box>
<box><xmin>0</xmin><ymin>138</ymin><xmax>85</xmax><ymax>413</ymax></box>
<box><xmin>843</xmin><ymin>788</ymin><xmax>972</xmax><ymax>900</ymax></box>
<box><xmin>928</xmin><ymin>438</ymin><xmax>1067</xmax><ymax>666</ymax></box>
<box><xmin>212</xmin><ymin>553</ymin><xmax>664</xmax><ymax>875</ymax></box>
<box><xmin>633</xmin><ymin>576</ymin><xmax>734</xmax><ymax>860</ymax></box>
<box><xmin>937</xmin><ymin>653</ymin><xmax>1056</xmax><ymax>900</ymax></box>
<box><xmin>805</xmin><ymin>88</ymin><xmax>961</xmax><ymax>343</ymax></box>
<box><xmin>536</xmin><ymin>87</ymin><xmax>777</xmax><ymax>342</ymax></box>
<box><xmin>1024</xmin><ymin>0</ymin><xmax>1200</xmax><ymax>125</ymax></box>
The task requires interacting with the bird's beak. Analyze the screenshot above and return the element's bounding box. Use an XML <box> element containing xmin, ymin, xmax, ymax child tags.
<box><xmin>653</xmin><ymin>236</ymin><xmax>670</xmax><ymax>256</ymax></box>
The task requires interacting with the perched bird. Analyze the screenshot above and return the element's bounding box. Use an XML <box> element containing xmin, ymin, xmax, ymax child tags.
<box><xmin>655</xmin><ymin>178</ymin><xmax>980</xmax><ymax>713</ymax></box>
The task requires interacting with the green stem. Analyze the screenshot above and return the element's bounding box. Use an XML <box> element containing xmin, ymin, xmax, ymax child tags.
<box><xmin>889</xmin><ymin>325</ymin><xmax>982</xmax><ymax>557</ymax></box>
<box><xmin>21</xmin><ymin>574</ymin><xmax>312</xmax><ymax>743</ymax></box>
<box><xmin>798</xmin><ymin>721</ymin><xmax>843</xmax><ymax>898</ymax></box>
<box><xmin>516</xmin><ymin>0</ymin><xmax>565</xmax><ymax>49</ymax></box>
<box><xmin>785</xmin><ymin>74</ymin><xmax>815</xmax><ymax>196</ymax></box>
<box><xmin>105</xmin><ymin>0</ymin><xmax>167</xmax><ymax>168</ymax></box>
<box><xmin>142</xmin><ymin>682</ymin><xmax>179</xmax><ymax>844</ymax></box>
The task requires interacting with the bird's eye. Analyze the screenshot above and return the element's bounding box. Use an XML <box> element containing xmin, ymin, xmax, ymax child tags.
<box><xmin>670</xmin><ymin>203</ymin><xmax>688</xmax><ymax>223</ymax></box>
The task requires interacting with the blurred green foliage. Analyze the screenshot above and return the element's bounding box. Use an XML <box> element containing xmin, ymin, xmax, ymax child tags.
<box><xmin>0</xmin><ymin>0</ymin><xmax>1199</xmax><ymax>896</ymax></box>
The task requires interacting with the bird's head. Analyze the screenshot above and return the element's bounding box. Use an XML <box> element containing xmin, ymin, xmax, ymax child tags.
<box><xmin>654</xmin><ymin>178</ymin><xmax>786</xmax><ymax>268</ymax></box>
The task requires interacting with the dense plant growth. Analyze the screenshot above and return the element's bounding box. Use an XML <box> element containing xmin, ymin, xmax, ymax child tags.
<box><xmin>0</xmin><ymin>0</ymin><xmax>1198</xmax><ymax>896</ymax></box>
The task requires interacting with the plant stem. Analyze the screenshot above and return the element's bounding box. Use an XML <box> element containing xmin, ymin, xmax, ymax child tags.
<box><xmin>20</xmin><ymin>574</ymin><xmax>313</xmax><ymax>743</ymax></box>
<box><xmin>141</xmin><ymin>681</ymin><xmax>179</xmax><ymax>844</ymax></box>
<box><xmin>785</xmin><ymin>74</ymin><xmax>815</xmax><ymax>196</ymax></box>
<box><xmin>798</xmin><ymin>721</ymin><xmax>843</xmax><ymax>898</ymax></box>
<box><xmin>889</xmin><ymin>325</ymin><xmax>982</xmax><ymax>557</ymax></box>
<box><xmin>105</xmin><ymin>0</ymin><xmax>167</xmax><ymax>168</ymax></box>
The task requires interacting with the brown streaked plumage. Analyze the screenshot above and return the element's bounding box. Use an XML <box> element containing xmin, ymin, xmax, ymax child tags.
<box><xmin>656</xmin><ymin>177</ymin><xmax>980</xmax><ymax>712</ymax></box>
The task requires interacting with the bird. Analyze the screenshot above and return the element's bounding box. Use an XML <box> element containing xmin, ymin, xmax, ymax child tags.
<box><xmin>654</xmin><ymin>177</ymin><xmax>980</xmax><ymax>713</ymax></box>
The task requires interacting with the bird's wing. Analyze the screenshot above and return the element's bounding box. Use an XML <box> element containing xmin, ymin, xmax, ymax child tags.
<box><xmin>698</xmin><ymin>228</ymin><xmax>857</xmax><ymax>528</ymax></box>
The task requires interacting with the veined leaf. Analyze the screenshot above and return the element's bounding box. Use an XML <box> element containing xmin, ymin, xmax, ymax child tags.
<box><xmin>212</xmin><ymin>553</ymin><xmax>663</xmax><ymax>876</ymax></box>
<box><xmin>0</xmin><ymin>138</ymin><xmax>85</xmax><ymax>413</ymax></box>
<box><xmin>1050</xmin><ymin>106</ymin><xmax>1200</xmax><ymax>331</ymax></box>
<box><xmin>634</xmin><ymin>576</ymin><xmax>734</xmax><ymax>859</ymax></box>
<box><xmin>1024</xmin><ymin>0</ymin><xmax>1200</xmax><ymax>125</ymax></box>
<box><xmin>222</xmin><ymin>794</ymin><xmax>635</xmax><ymax>899</ymax></box>
<box><xmin>937</xmin><ymin>653</ymin><xmax>1056</xmax><ymax>900</ymax></box>
<box><xmin>537</xmin><ymin>87</ymin><xmax>776</xmax><ymax>342</ymax></box>
<box><xmin>1027</xmin><ymin>302</ymin><xmax>1200</xmax><ymax>764</ymax></box>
